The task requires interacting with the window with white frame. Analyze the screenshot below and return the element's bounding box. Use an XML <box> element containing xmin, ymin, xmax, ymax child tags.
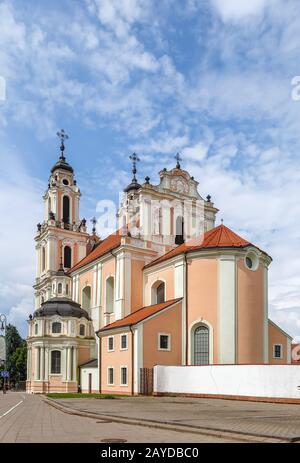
<box><xmin>273</xmin><ymin>344</ymin><xmax>282</xmax><ymax>359</ymax></box>
<box><xmin>108</xmin><ymin>336</ymin><xmax>114</xmax><ymax>351</ymax></box>
<box><xmin>120</xmin><ymin>334</ymin><xmax>128</xmax><ymax>350</ymax></box>
<box><xmin>120</xmin><ymin>366</ymin><xmax>128</xmax><ymax>386</ymax></box>
<box><xmin>158</xmin><ymin>333</ymin><xmax>171</xmax><ymax>351</ymax></box>
<box><xmin>107</xmin><ymin>367</ymin><xmax>114</xmax><ymax>385</ymax></box>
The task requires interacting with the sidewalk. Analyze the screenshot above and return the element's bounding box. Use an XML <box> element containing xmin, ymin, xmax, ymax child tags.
<box><xmin>44</xmin><ymin>395</ymin><xmax>300</xmax><ymax>443</ymax></box>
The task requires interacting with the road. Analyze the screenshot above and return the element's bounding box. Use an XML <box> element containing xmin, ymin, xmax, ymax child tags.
<box><xmin>0</xmin><ymin>392</ymin><xmax>235</xmax><ymax>443</ymax></box>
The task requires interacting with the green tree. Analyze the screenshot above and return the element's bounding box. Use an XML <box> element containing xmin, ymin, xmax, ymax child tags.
<box><xmin>5</xmin><ymin>324</ymin><xmax>26</xmax><ymax>383</ymax></box>
<box><xmin>11</xmin><ymin>345</ymin><xmax>27</xmax><ymax>381</ymax></box>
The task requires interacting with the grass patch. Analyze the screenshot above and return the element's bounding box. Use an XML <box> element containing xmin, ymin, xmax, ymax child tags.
<box><xmin>46</xmin><ymin>393</ymin><xmax>118</xmax><ymax>399</ymax></box>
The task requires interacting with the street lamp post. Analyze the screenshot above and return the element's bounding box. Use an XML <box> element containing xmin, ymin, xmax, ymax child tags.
<box><xmin>0</xmin><ymin>314</ymin><xmax>7</xmax><ymax>394</ymax></box>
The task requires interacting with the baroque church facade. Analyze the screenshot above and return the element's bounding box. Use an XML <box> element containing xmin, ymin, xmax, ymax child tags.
<box><xmin>26</xmin><ymin>132</ymin><xmax>292</xmax><ymax>394</ymax></box>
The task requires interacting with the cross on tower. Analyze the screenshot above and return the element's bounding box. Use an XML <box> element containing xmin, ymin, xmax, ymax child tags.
<box><xmin>56</xmin><ymin>129</ymin><xmax>69</xmax><ymax>160</ymax></box>
<box><xmin>129</xmin><ymin>152</ymin><xmax>140</xmax><ymax>181</ymax></box>
<box><xmin>91</xmin><ymin>216</ymin><xmax>97</xmax><ymax>235</ymax></box>
<box><xmin>175</xmin><ymin>152</ymin><xmax>182</xmax><ymax>169</ymax></box>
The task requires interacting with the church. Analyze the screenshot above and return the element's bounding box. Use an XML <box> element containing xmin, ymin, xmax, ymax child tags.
<box><xmin>26</xmin><ymin>131</ymin><xmax>292</xmax><ymax>395</ymax></box>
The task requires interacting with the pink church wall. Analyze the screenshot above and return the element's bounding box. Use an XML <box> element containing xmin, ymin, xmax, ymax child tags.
<box><xmin>237</xmin><ymin>259</ymin><xmax>264</xmax><ymax>364</ymax></box>
<box><xmin>268</xmin><ymin>322</ymin><xmax>289</xmax><ymax>364</ymax></box>
<box><xmin>143</xmin><ymin>302</ymin><xmax>182</xmax><ymax>368</ymax></box>
<box><xmin>100</xmin><ymin>331</ymin><xmax>132</xmax><ymax>395</ymax></box>
<box><xmin>187</xmin><ymin>258</ymin><xmax>218</xmax><ymax>363</ymax></box>
<box><xmin>131</xmin><ymin>259</ymin><xmax>145</xmax><ymax>312</ymax></box>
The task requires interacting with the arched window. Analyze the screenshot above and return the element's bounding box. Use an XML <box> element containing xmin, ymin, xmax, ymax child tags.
<box><xmin>82</xmin><ymin>286</ymin><xmax>91</xmax><ymax>311</ymax></box>
<box><xmin>193</xmin><ymin>325</ymin><xmax>209</xmax><ymax>365</ymax></box>
<box><xmin>51</xmin><ymin>350</ymin><xmax>61</xmax><ymax>374</ymax></box>
<box><xmin>35</xmin><ymin>324</ymin><xmax>38</xmax><ymax>335</ymax></box>
<box><xmin>64</xmin><ymin>246</ymin><xmax>72</xmax><ymax>268</ymax></box>
<box><xmin>175</xmin><ymin>215</ymin><xmax>184</xmax><ymax>245</ymax></box>
<box><xmin>79</xmin><ymin>324</ymin><xmax>85</xmax><ymax>336</ymax></box>
<box><xmin>105</xmin><ymin>276</ymin><xmax>115</xmax><ymax>313</ymax></box>
<box><xmin>151</xmin><ymin>281</ymin><xmax>165</xmax><ymax>305</ymax></box>
<box><xmin>58</xmin><ymin>283</ymin><xmax>62</xmax><ymax>294</ymax></box>
<box><xmin>52</xmin><ymin>322</ymin><xmax>62</xmax><ymax>334</ymax></box>
<box><xmin>62</xmin><ymin>195</ymin><xmax>70</xmax><ymax>223</ymax></box>
<box><xmin>65</xmin><ymin>283</ymin><xmax>69</xmax><ymax>295</ymax></box>
<box><xmin>42</xmin><ymin>246</ymin><xmax>46</xmax><ymax>271</ymax></box>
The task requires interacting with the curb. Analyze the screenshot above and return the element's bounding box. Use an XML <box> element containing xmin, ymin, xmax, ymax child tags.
<box><xmin>43</xmin><ymin>397</ymin><xmax>293</xmax><ymax>443</ymax></box>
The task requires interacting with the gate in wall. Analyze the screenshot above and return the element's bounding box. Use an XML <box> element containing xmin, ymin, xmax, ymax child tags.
<box><xmin>139</xmin><ymin>368</ymin><xmax>153</xmax><ymax>395</ymax></box>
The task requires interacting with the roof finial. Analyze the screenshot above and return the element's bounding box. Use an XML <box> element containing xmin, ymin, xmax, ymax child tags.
<box><xmin>221</xmin><ymin>218</ymin><xmax>224</xmax><ymax>224</ymax></box>
<box><xmin>129</xmin><ymin>152</ymin><xmax>140</xmax><ymax>182</ymax></box>
<box><xmin>56</xmin><ymin>129</ymin><xmax>69</xmax><ymax>161</ymax></box>
<box><xmin>175</xmin><ymin>152</ymin><xmax>182</xmax><ymax>169</ymax></box>
<box><xmin>91</xmin><ymin>216</ymin><xmax>97</xmax><ymax>235</ymax></box>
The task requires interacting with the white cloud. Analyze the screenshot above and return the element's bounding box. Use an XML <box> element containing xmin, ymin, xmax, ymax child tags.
<box><xmin>182</xmin><ymin>141</ymin><xmax>209</xmax><ymax>162</ymax></box>
<box><xmin>211</xmin><ymin>0</ymin><xmax>268</xmax><ymax>22</ymax></box>
<box><xmin>0</xmin><ymin>143</ymin><xmax>43</xmax><ymax>336</ymax></box>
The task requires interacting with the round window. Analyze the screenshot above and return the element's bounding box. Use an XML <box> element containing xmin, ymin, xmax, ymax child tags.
<box><xmin>62</xmin><ymin>179</ymin><xmax>69</xmax><ymax>186</ymax></box>
<box><xmin>244</xmin><ymin>251</ymin><xmax>259</xmax><ymax>271</ymax></box>
<box><xmin>245</xmin><ymin>256</ymin><xmax>253</xmax><ymax>269</ymax></box>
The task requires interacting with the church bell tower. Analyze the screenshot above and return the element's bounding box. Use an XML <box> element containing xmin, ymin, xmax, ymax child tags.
<box><xmin>34</xmin><ymin>130</ymin><xmax>90</xmax><ymax>308</ymax></box>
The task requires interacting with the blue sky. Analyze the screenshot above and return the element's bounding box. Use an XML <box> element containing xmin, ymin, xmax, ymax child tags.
<box><xmin>1</xmin><ymin>0</ymin><xmax>300</xmax><ymax>339</ymax></box>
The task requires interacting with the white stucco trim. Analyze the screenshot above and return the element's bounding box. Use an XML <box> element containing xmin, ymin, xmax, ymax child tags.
<box><xmin>61</xmin><ymin>193</ymin><xmax>72</xmax><ymax>224</ymax></box>
<box><xmin>174</xmin><ymin>259</ymin><xmax>184</xmax><ymax>298</ymax></box>
<box><xmin>119</xmin><ymin>365</ymin><xmax>128</xmax><ymax>386</ymax></box>
<box><xmin>150</xmin><ymin>277</ymin><xmax>167</xmax><ymax>305</ymax></box>
<box><xmin>218</xmin><ymin>256</ymin><xmax>236</xmax><ymax>364</ymax></box>
<box><xmin>157</xmin><ymin>332</ymin><xmax>171</xmax><ymax>351</ymax></box>
<box><xmin>120</xmin><ymin>333</ymin><xmax>128</xmax><ymax>350</ymax></box>
<box><xmin>107</xmin><ymin>366</ymin><xmax>114</xmax><ymax>386</ymax></box>
<box><xmin>133</xmin><ymin>324</ymin><xmax>143</xmax><ymax>394</ymax></box>
<box><xmin>273</xmin><ymin>343</ymin><xmax>283</xmax><ymax>359</ymax></box>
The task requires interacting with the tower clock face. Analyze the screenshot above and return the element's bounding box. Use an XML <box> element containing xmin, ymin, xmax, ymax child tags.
<box><xmin>171</xmin><ymin>177</ymin><xmax>188</xmax><ymax>194</ymax></box>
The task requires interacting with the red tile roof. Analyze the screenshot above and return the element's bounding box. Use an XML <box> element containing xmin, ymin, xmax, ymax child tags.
<box><xmin>145</xmin><ymin>224</ymin><xmax>269</xmax><ymax>268</ymax></box>
<box><xmin>97</xmin><ymin>298</ymin><xmax>182</xmax><ymax>334</ymax></box>
<box><xmin>69</xmin><ymin>231</ymin><xmax>121</xmax><ymax>273</ymax></box>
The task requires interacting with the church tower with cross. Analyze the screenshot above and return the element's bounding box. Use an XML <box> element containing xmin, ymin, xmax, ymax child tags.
<box><xmin>118</xmin><ymin>152</ymin><xmax>219</xmax><ymax>247</ymax></box>
<box><xmin>33</xmin><ymin>130</ymin><xmax>91</xmax><ymax>308</ymax></box>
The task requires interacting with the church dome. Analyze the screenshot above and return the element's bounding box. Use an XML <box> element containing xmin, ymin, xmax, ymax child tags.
<box><xmin>51</xmin><ymin>155</ymin><xmax>74</xmax><ymax>174</ymax></box>
<box><xmin>123</xmin><ymin>178</ymin><xmax>142</xmax><ymax>193</ymax></box>
<box><xmin>33</xmin><ymin>297</ymin><xmax>90</xmax><ymax>320</ymax></box>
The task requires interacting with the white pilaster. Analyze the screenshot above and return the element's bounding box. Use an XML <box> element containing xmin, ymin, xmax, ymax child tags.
<box><xmin>174</xmin><ymin>259</ymin><xmax>184</xmax><ymax>298</ymax></box>
<box><xmin>92</xmin><ymin>265</ymin><xmax>98</xmax><ymax>308</ymax></box>
<box><xmin>133</xmin><ymin>325</ymin><xmax>143</xmax><ymax>394</ymax></box>
<box><xmin>40</xmin><ymin>347</ymin><xmax>45</xmax><ymax>380</ymax></box>
<box><xmin>44</xmin><ymin>347</ymin><xmax>49</xmax><ymax>380</ymax></box>
<box><xmin>73</xmin><ymin>347</ymin><xmax>78</xmax><ymax>381</ymax></box>
<box><xmin>218</xmin><ymin>256</ymin><xmax>236</xmax><ymax>364</ymax></box>
<box><xmin>35</xmin><ymin>347</ymin><xmax>40</xmax><ymax>380</ymax></box>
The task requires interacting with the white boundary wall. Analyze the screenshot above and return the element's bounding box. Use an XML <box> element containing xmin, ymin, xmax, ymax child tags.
<box><xmin>154</xmin><ymin>365</ymin><xmax>300</xmax><ymax>399</ymax></box>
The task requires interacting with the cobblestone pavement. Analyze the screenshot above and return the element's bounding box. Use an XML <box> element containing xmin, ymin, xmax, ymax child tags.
<box><xmin>0</xmin><ymin>393</ymin><xmax>235</xmax><ymax>443</ymax></box>
<box><xmin>51</xmin><ymin>395</ymin><xmax>300</xmax><ymax>442</ymax></box>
